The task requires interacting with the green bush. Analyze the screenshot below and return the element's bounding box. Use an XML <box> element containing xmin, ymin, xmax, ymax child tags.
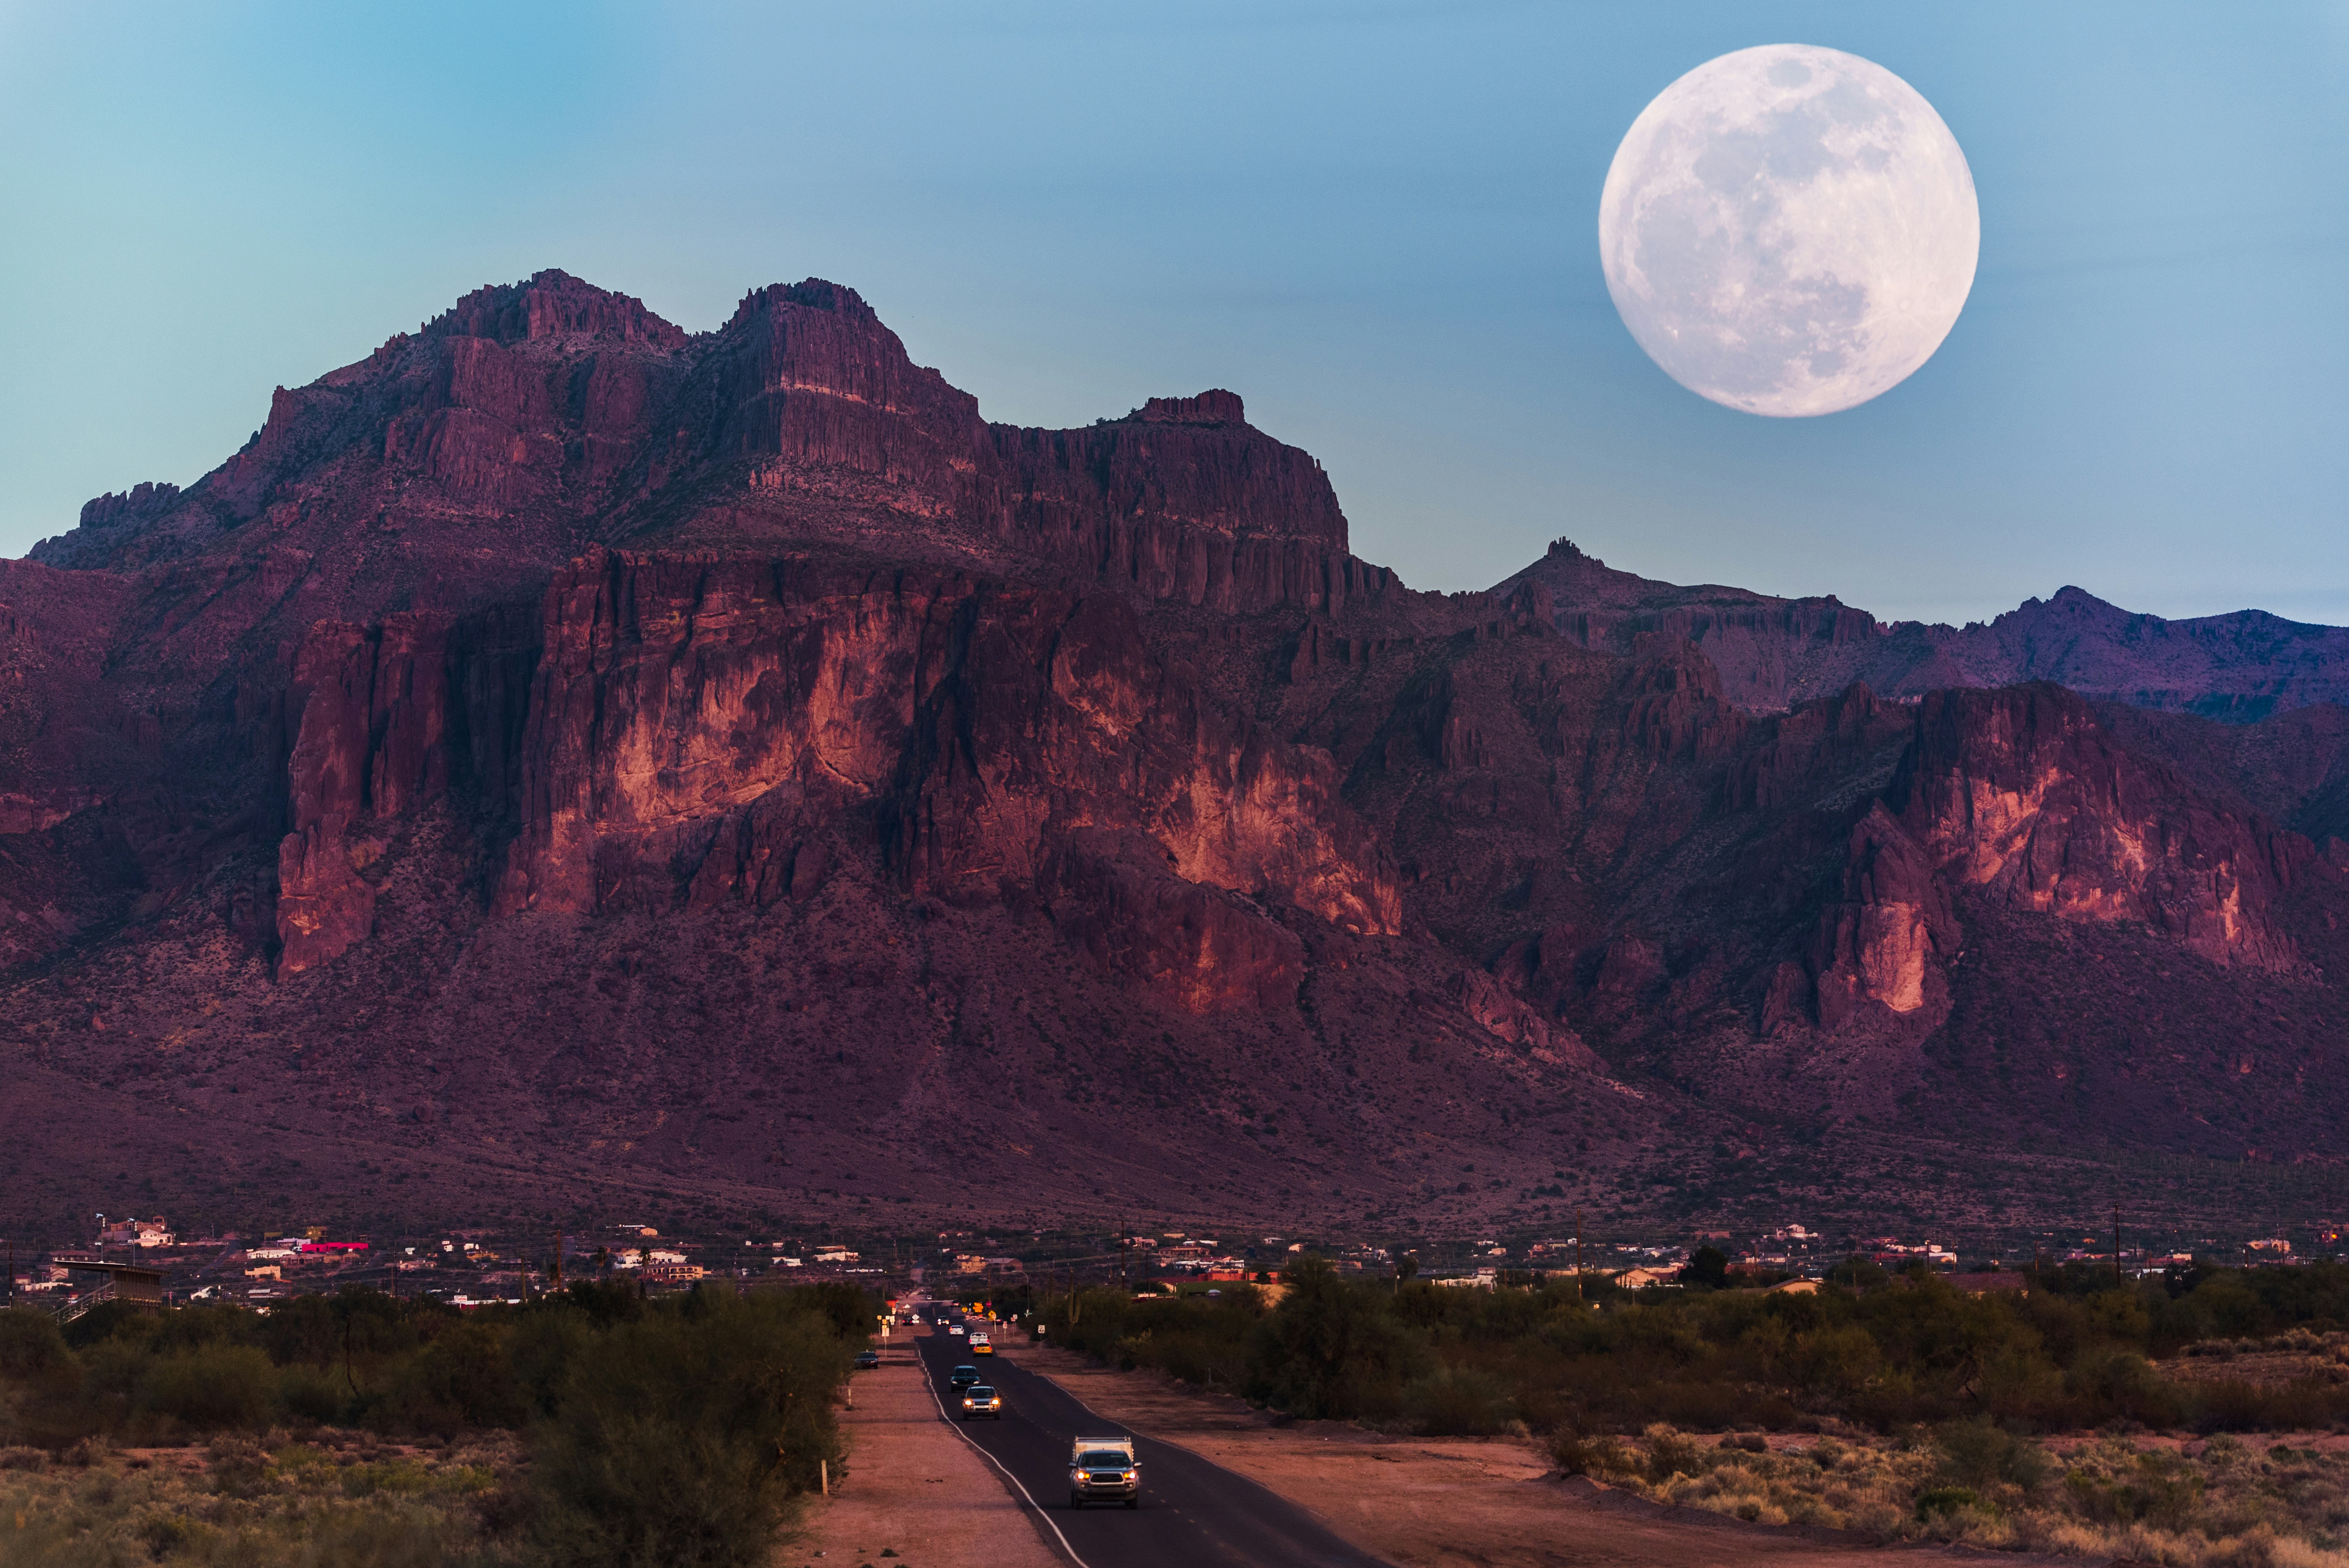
<box><xmin>141</xmin><ymin>1345</ymin><xmax>275</xmax><ymax>1431</ymax></box>
<box><xmin>379</xmin><ymin>1319</ymin><xmax>525</xmax><ymax>1435</ymax></box>
<box><xmin>1933</xmin><ymin>1419</ymin><xmax>2047</xmax><ymax>1492</ymax></box>
<box><xmin>1644</xmin><ymin>1427</ymin><xmax>1702</xmax><ymax>1482</ymax></box>
<box><xmin>277</xmin><ymin>1362</ymin><xmax>347</xmax><ymax>1425</ymax></box>
<box><xmin>0</xmin><ymin>1310</ymin><xmax>71</xmax><ymax>1379</ymax></box>
<box><xmin>526</xmin><ymin>1291</ymin><xmax>850</xmax><ymax>1568</ymax></box>
<box><xmin>1244</xmin><ymin>1257</ymin><xmax>1427</xmax><ymax>1420</ymax></box>
<box><xmin>1405</xmin><ymin>1363</ymin><xmax>1515</xmax><ymax>1436</ymax></box>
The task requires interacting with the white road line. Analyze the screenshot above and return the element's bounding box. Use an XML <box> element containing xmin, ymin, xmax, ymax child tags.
<box><xmin>917</xmin><ymin>1340</ymin><xmax>1095</xmax><ymax>1568</ymax></box>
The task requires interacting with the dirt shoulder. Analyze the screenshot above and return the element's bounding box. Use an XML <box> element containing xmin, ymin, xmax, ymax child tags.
<box><xmin>785</xmin><ymin>1328</ymin><xmax>1062</xmax><ymax>1568</ymax></box>
<box><xmin>1007</xmin><ymin>1338</ymin><xmax>2083</xmax><ymax>1568</ymax></box>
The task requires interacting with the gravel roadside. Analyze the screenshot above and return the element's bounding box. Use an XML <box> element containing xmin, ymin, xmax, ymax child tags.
<box><xmin>784</xmin><ymin>1327</ymin><xmax>1064</xmax><ymax>1568</ymax></box>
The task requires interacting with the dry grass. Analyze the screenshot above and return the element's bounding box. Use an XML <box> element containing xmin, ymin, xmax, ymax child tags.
<box><xmin>0</xmin><ymin>1431</ymin><xmax>518</xmax><ymax>1566</ymax></box>
<box><xmin>1570</xmin><ymin>1427</ymin><xmax>2349</xmax><ymax>1567</ymax></box>
<box><xmin>2171</xmin><ymin>1331</ymin><xmax>2349</xmax><ymax>1390</ymax></box>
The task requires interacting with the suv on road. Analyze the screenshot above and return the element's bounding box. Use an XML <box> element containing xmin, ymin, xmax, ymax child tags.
<box><xmin>1068</xmin><ymin>1437</ymin><xmax>1140</xmax><ymax>1509</ymax></box>
<box><xmin>959</xmin><ymin>1384</ymin><xmax>1003</xmax><ymax>1419</ymax></box>
<box><xmin>948</xmin><ymin>1364</ymin><xmax>981</xmax><ymax>1391</ymax></box>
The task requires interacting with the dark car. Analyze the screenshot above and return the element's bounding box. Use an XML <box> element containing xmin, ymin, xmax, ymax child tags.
<box><xmin>948</xmin><ymin>1364</ymin><xmax>981</xmax><ymax>1391</ymax></box>
<box><xmin>853</xmin><ymin>1349</ymin><xmax>881</xmax><ymax>1371</ymax></box>
<box><xmin>959</xmin><ymin>1384</ymin><xmax>1003</xmax><ymax>1420</ymax></box>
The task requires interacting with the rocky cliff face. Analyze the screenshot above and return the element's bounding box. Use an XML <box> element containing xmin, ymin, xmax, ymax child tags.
<box><xmin>6</xmin><ymin>270</ymin><xmax>2349</xmax><ymax>1238</ymax></box>
<box><xmin>1890</xmin><ymin>685</ymin><xmax>2308</xmax><ymax>971</ymax></box>
<box><xmin>1304</xmin><ymin>608</ymin><xmax>2346</xmax><ymax>1147</ymax></box>
<box><xmin>273</xmin><ymin>550</ymin><xmax>1399</xmax><ymax>1015</ymax></box>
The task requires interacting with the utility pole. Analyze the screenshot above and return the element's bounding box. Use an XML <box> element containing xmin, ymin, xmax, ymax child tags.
<box><xmin>2112</xmin><ymin>1204</ymin><xmax>2123</xmax><ymax>1291</ymax></box>
<box><xmin>553</xmin><ymin>1227</ymin><xmax>564</xmax><ymax>1291</ymax></box>
<box><xmin>1574</xmin><ymin>1209</ymin><xmax>1584</xmax><ymax>1303</ymax></box>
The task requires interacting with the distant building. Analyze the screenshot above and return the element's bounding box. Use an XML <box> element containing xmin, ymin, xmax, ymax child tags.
<box><xmin>1432</xmin><ymin>1267</ymin><xmax>1501</xmax><ymax>1290</ymax></box>
<box><xmin>1613</xmin><ymin>1266</ymin><xmax>1681</xmax><ymax>1290</ymax></box>
<box><xmin>2248</xmin><ymin>1238</ymin><xmax>2293</xmax><ymax>1255</ymax></box>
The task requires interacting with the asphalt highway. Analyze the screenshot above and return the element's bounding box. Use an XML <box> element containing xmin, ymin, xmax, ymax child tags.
<box><xmin>911</xmin><ymin>1314</ymin><xmax>1389</xmax><ymax>1568</ymax></box>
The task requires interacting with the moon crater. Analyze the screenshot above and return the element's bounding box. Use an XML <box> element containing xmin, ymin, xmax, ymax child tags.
<box><xmin>1599</xmin><ymin>44</ymin><xmax>1980</xmax><ymax>417</ymax></box>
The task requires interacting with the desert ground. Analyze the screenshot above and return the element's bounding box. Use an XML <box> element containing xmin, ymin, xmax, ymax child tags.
<box><xmin>804</xmin><ymin>1321</ymin><xmax>2094</xmax><ymax>1568</ymax></box>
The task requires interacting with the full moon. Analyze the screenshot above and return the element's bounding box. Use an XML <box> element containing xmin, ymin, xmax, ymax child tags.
<box><xmin>1598</xmin><ymin>44</ymin><xmax>1979</xmax><ymax>417</ymax></box>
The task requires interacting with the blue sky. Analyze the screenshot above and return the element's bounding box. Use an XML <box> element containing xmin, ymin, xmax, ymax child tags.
<box><xmin>3</xmin><ymin>1</ymin><xmax>2345</xmax><ymax>624</ymax></box>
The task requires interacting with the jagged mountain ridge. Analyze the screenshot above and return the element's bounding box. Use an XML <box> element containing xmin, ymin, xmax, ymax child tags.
<box><xmin>1507</xmin><ymin>538</ymin><xmax>2349</xmax><ymax>721</ymax></box>
<box><xmin>3</xmin><ymin>269</ymin><xmax>2346</xmax><ymax>1240</ymax></box>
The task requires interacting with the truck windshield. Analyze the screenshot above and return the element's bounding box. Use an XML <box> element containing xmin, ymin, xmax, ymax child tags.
<box><xmin>1078</xmin><ymin>1451</ymin><xmax>1129</xmax><ymax>1468</ymax></box>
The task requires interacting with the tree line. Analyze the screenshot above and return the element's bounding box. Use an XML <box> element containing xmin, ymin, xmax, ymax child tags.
<box><xmin>0</xmin><ymin>1279</ymin><xmax>875</xmax><ymax>1566</ymax></box>
<box><xmin>1009</xmin><ymin>1256</ymin><xmax>2349</xmax><ymax>1438</ymax></box>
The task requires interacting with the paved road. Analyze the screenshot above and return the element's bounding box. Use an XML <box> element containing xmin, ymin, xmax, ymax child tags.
<box><xmin>912</xmin><ymin>1317</ymin><xmax>1389</xmax><ymax>1568</ymax></box>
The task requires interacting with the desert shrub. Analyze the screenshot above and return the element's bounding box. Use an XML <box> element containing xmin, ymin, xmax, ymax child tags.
<box><xmin>378</xmin><ymin>1319</ymin><xmax>526</xmax><ymax>1435</ymax></box>
<box><xmin>1549</xmin><ymin>1430</ymin><xmax>1631</xmax><ymax>1476</ymax></box>
<box><xmin>558</xmin><ymin>1279</ymin><xmax>646</xmax><ymax>1328</ymax></box>
<box><xmin>1643</xmin><ymin>1425</ymin><xmax>1703</xmax><ymax>1482</ymax></box>
<box><xmin>773</xmin><ymin>1281</ymin><xmax>879</xmax><ymax>1342</ymax></box>
<box><xmin>2063</xmin><ymin>1453</ymin><xmax>2203</xmax><ymax>1529</ymax></box>
<box><xmin>60</xmin><ymin>1299</ymin><xmax>154</xmax><ymax>1353</ymax></box>
<box><xmin>0</xmin><ymin>1311</ymin><xmax>71</xmax><ymax>1380</ymax></box>
<box><xmin>1933</xmin><ymin>1419</ymin><xmax>2047</xmax><ymax>1493</ymax></box>
<box><xmin>1786</xmin><ymin>1323</ymin><xmax>1882</xmax><ymax>1399</ymax></box>
<box><xmin>1244</xmin><ymin>1257</ymin><xmax>1427</xmax><ymax>1420</ymax></box>
<box><xmin>69</xmin><ymin>1341</ymin><xmax>149</xmax><ymax>1435</ymax></box>
<box><xmin>146</xmin><ymin>1303</ymin><xmax>261</xmax><ymax>1358</ymax></box>
<box><xmin>526</xmin><ymin>1290</ymin><xmax>849</xmax><ymax>1568</ymax></box>
<box><xmin>2181</xmin><ymin>1375</ymin><xmax>2349</xmax><ymax>1433</ymax></box>
<box><xmin>1915</xmin><ymin>1486</ymin><xmax>1978</xmax><ymax>1520</ymax></box>
<box><xmin>276</xmin><ymin>1362</ymin><xmax>346</xmax><ymax>1424</ymax></box>
<box><xmin>139</xmin><ymin>1345</ymin><xmax>275</xmax><ymax>1431</ymax></box>
<box><xmin>2188</xmin><ymin>1273</ymin><xmax>2272</xmax><ymax>1340</ymax></box>
<box><xmin>1406</xmin><ymin>1363</ymin><xmax>1515</xmax><ymax>1436</ymax></box>
<box><xmin>1134</xmin><ymin>1323</ymin><xmax>1251</xmax><ymax>1390</ymax></box>
<box><xmin>208</xmin><ymin>1433</ymin><xmax>269</xmax><ymax>1497</ymax></box>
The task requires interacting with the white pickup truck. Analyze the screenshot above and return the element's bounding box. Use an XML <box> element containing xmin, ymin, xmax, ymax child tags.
<box><xmin>1068</xmin><ymin>1436</ymin><xmax>1140</xmax><ymax>1509</ymax></box>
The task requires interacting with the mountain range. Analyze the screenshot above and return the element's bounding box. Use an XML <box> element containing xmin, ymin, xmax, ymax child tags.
<box><xmin>4</xmin><ymin>269</ymin><xmax>2345</xmax><ymax>1244</ymax></box>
